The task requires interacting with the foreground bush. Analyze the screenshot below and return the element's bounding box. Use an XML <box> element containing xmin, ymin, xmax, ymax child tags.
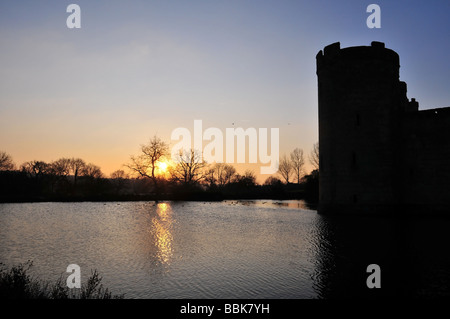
<box><xmin>0</xmin><ymin>261</ymin><xmax>124</xmax><ymax>299</ymax></box>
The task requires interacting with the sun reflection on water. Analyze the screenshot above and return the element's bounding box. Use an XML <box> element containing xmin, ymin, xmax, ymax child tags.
<box><xmin>152</xmin><ymin>202</ymin><xmax>173</xmax><ymax>265</ymax></box>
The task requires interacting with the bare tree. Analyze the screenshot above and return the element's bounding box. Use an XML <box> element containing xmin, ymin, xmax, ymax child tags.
<box><xmin>290</xmin><ymin>148</ymin><xmax>305</xmax><ymax>184</ymax></box>
<box><xmin>233</xmin><ymin>170</ymin><xmax>257</xmax><ymax>187</ymax></box>
<box><xmin>20</xmin><ymin>160</ymin><xmax>50</xmax><ymax>178</ymax></box>
<box><xmin>278</xmin><ymin>154</ymin><xmax>293</xmax><ymax>184</ymax></box>
<box><xmin>110</xmin><ymin>169</ymin><xmax>129</xmax><ymax>194</ymax></box>
<box><xmin>51</xmin><ymin>158</ymin><xmax>71</xmax><ymax>180</ymax></box>
<box><xmin>221</xmin><ymin>164</ymin><xmax>236</xmax><ymax>186</ymax></box>
<box><xmin>204</xmin><ymin>167</ymin><xmax>217</xmax><ymax>187</ymax></box>
<box><xmin>309</xmin><ymin>142</ymin><xmax>319</xmax><ymax>171</ymax></box>
<box><xmin>69</xmin><ymin>158</ymin><xmax>86</xmax><ymax>187</ymax></box>
<box><xmin>82</xmin><ymin>163</ymin><xmax>103</xmax><ymax>179</ymax></box>
<box><xmin>170</xmin><ymin>149</ymin><xmax>207</xmax><ymax>186</ymax></box>
<box><xmin>110</xmin><ymin>169</ymin><xmax>129</xmax><ymax>180</ymax></box>
<box><xmin>0</xmin><ymin>151</ymin><xmax>15</xmax><ymax>171</ymax></box>
<box><xmin>126</xmin><ymin>135</ymin><xmax>169</xmax><ymax>190</ymax></box>
<box><xmin>207</xmin><ymin>163</ymin><xmax>236</xmax><ymax>187</ymax></box>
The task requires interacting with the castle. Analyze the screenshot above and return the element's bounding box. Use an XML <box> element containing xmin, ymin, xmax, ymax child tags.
<box><xmin>316</xmin><ymin>41</ymin><xmax>450</xmax><ymax>214</ymax></box>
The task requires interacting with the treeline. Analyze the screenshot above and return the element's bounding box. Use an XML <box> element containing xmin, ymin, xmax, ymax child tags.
<box><xmin>0</xmin><ymin>156</ymin><xmax>112</xmax><ymax>202</ymax></box>
<box><xmin>0</xmin><ymin>140</ymin><xmax>319</xmax><ymax>203</ymax></box>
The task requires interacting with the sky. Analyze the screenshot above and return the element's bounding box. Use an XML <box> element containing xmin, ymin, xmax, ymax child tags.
<box><xmin>0</xmin><ymin>0</ymin><xmax>449</xmax><ymax>182</ymax></box>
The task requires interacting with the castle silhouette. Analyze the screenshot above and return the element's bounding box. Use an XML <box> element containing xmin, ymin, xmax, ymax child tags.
<box><xmin>316</xmin><ymin>42</ymin><xmax>450</xmax><ymax>214</ymax></box>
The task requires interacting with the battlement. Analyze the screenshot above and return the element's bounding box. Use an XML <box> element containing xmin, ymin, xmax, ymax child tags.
<box><xmin>316</xmin><ymin>42</ymin><xmax>400</xmax><ymax>77</ymax></box>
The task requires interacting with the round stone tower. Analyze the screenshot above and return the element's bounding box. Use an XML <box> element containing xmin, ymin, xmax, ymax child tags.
<box><xmin>316</xmin><ymin>42</ymin><xmax>408</xmax><ymax>214</ymax></box>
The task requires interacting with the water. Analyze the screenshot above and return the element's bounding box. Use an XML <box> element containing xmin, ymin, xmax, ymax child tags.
<box><xmin>0</xmin><ymin>200</ymin><xmax>449</xmax><ymax>298</ymax></box>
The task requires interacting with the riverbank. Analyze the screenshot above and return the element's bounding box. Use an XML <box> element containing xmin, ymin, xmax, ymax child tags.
<box><xmin>0</xmin><ymin>190</ymin><xmax>317</xmax><ymax>204</ymax></box>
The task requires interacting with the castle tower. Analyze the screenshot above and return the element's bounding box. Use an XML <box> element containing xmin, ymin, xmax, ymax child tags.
<box><xmin>316</xmin><ymin>42</ymin><xmax>408</xmax><ymax>214</ymax></box>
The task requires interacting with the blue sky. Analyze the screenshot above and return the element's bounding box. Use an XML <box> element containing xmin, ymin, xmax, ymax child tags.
<box><xmin>0</xmin><ymin>0</ymin><xmax>449</xmax><ymax>179</ymax></box>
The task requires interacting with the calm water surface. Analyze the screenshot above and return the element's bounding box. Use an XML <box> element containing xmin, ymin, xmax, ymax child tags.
<box><xmin>0</xmin><ymin>200</ymin><xmax>449</xmax><ymax>298</ymax></box>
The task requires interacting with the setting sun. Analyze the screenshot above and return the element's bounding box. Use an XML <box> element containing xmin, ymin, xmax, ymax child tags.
<box><xmin>157</xmin><ymin>161</ymin><xmax>169</xmax><ymax>174</ymax></box>
<box><xmin>159</xmin><ymin>161</ymin><xmax>168</xmax><ymax>172</ymax></box>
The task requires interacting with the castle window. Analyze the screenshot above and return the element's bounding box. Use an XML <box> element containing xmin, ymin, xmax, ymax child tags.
<box><xmin>353</xmin><ymin>194</ymin><xmax>358</xmax><ymax>203</ymax></box>
<box><xmin>356</xmin><ymin>113</ymin><xmax>360</xmax><ymax>126</ymax></box>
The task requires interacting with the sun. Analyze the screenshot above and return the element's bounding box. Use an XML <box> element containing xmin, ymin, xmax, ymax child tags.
<box><xmin>156</xmin><ymin>160</ymin><xmax>170</xmax><ymax>176</ymax></box>
<box><xmin>158</xmin><ymin>161</ymin><xmax>168</xmax><ymax>172</ymax></box>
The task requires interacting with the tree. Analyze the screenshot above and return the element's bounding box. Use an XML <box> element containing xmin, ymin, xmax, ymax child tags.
<box><xmin>204</xmin><ymin>167</ymin><xmax>217</xmax><ymax>187</ymax></box>
<box><xmin>263</xmin><ymin>175</ymin><xmax>284</xmax><ymax>197</ymax></box>
<box><xmin>170</xmin><ymin>149</ymin><xmax>207</xmax><ymax>186</ymax></box>
<box><xmin>78</xmin><ymin>163</ymin><xmax>104</xmax><ymax>195</ymax></box>
<box><xmin>51</xmin><ymin>158</ymin><xmax>71</xmax><ymax>179</ymax></box>
<box><xmin>126</xmin><ymin>135</ymin><xmax>169</xmax><ymax>191</ymax></box>
<box><xmin>69</xmin><ymin>158</ymin><xmax>86</xmax><ymax>188</ymax></box>
<box><xmin>233</xmin><ymin>170</ymin><xmax>257</xmax><ymax>187</ymax></box>
<box><xmin>278</xmin><ymin>154</ymin><xmax>293</xmax><ymax>184</ymax></box>
<box><xmin>82</xmin><ymin>163</ymin><xmax>103</xmax><ymax>179</ymax></box>
<box><xmin>264</xmin><ymin>176</ymin><xmax>282</xmax><ymax>186</ymax></box>
<box><xmin>110</xmin><ymin>169</ymin><xmax>128</xmax><ymax>180</ymax></box>
<box><xmin>220</xmin><ymin>164</ymin><xmax>236</xmax><ymax>186</ymax></box>
<box><xmin>206</xmin><ymin>163</ymin><xmax>236</xmax><ymax>187</ymax></box>
<box><xmin>290</xmin><ymin>148</ymin><xmax>305</xmax><ymax>184</ymax></box>
<box><xmin>110</xmin><ymin>169</ymin><xmax>129</xmax><ymax>194</ymax></box>
<box><xmin>19</xmin><ymin>160</ymin><xmax>55</xmax><ymax>194</ymax></box>
<box><xmin>0</xmin><ymin>151</ymin><xmax>15</xmax><ymax>171</ymax></box>
<box><xmin>49</xmin><ymin>158</ymin><xmax>72</xmax><ymax>192</ymax></box>
<box><xmin>20</xmin><ymin>161</ymin><xmax>50</xmax><ymax>178</ymax></box>
<box><xmin>309</xmin><ymin>142</ymin><xmax>319</xmax><ymax>171</ymax></box>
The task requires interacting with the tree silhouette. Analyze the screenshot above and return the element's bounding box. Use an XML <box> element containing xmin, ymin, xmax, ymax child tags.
<box><xmin>51</xmin><ymin>158</ymin><xmax>71</xmax><ymax>180</ymax></box>
<box><xmin>309</xmin><ymin>142</ymin><xmax>319</xmax><ymax>171</ymax></box>
<box><xmin>170</xmin><ymin>149</ymin><xmax>207</xmax><ymax>186</ymax></box>
<box><xmin>82</xmin><ymin>163</ymin><xmax>103</xmax><ymax>179</ymax></box>
<box><xmin>205</xmin><ymin>163</ymin><xmax>236</xmax><ymax>187</ymax></box>
<box><xmin>0</xmin><ymin>151</ymin><xmax>15</xmax><ymax>171</ymax></box>
<box><xmin>233</xmin><ymin>170</ymin><xmax>257</xmax><ymax>187</ymax></box>
<box><xmin>110</xmin><ymin>169</ymin><xmax>128</xmax><ymax>180</ymax></box>
<box><xmin>69</xmin><ymin>158</ymin><xmax>86</xmax><ymax>189</ymax></box>
<box><xmin>110</xmin><ymin>169</ymin><xmax>129</xmax><ymax>194</ymax></box>
<box><xmin>126</xmin><ymin>135</ymin><xmax>169</xmax><ymax>192</ymax></box>
<box><xmin>278</xmin><ymin>154</ymin><xmax>293</xmax><ymax>184</ymax></box>
<box><xmin>20</xmin><ymin>161</ymin><xmax>50</xmax><ymax>178</ymax></box>
<box><xmin>290</xmin><ymin>148</ymin><xmax>305</xmax><ymax>184</ymax></box>
<box><xmin>264</xmin><ymin>176</ymin><xmax>282</xmax><ymax>186</ymax></box>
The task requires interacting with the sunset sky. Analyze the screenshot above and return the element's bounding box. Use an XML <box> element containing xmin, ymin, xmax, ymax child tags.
<box><xmin>1</xmin><ymin>0</ymin><xmax>449</xmax><ymax>182</ymax></box>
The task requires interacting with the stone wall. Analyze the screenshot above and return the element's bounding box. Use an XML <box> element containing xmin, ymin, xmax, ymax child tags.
<box><xmin>316</xmin><ymin>41</ymin><xmax>450</xmax><ymax>214</ymax></box>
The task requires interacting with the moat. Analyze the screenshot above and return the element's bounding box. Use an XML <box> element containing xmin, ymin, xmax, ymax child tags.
<box><xmin>1</xmin><ymin>200</ymin><xmax>449</xmax><ymax>298</ymax></box>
